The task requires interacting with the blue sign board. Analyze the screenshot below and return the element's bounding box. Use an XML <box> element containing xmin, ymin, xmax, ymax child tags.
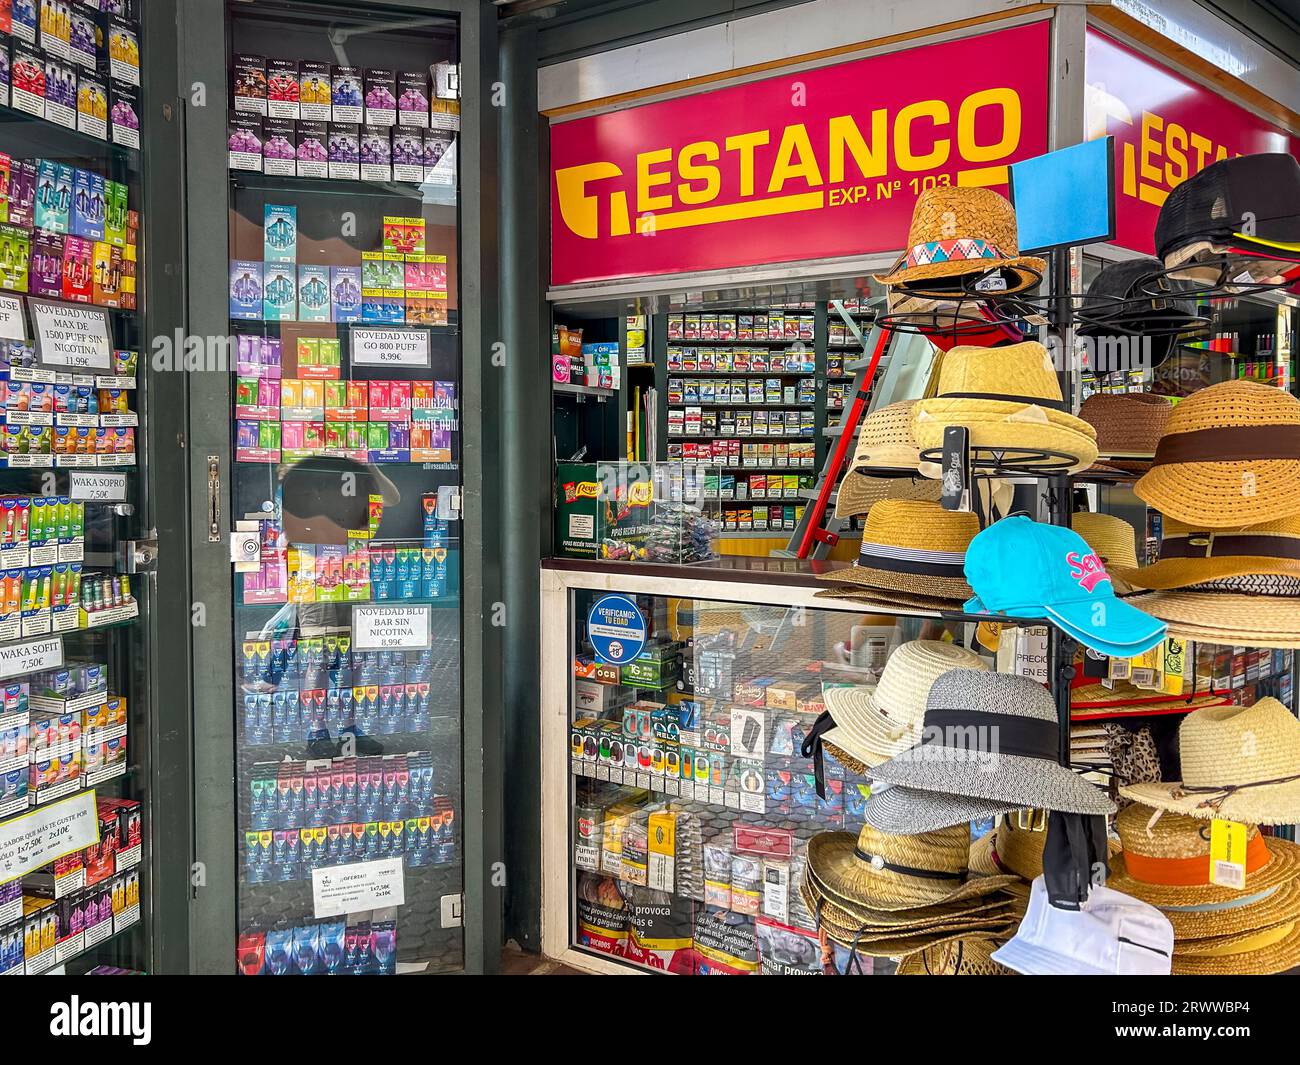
<box><xmin>587</xmin><ymin>594</ymin><xmax>647</xmax><ymax>666</ymax></box>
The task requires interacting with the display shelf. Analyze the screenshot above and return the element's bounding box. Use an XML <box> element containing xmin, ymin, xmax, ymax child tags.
<box><xmin>235</xmin><ymin>594</ymin><xmax>460</xmax><ymax>612</ymax></box>
<box><xmin>668</xmin><ymin>338</ymin><xmax>813</xmax><ymax>347</ymax></box>
<box><xmin>231</xmin><ymin>170</ymin><xmax>455</xmax><ymax>206</ymax></box>
<box><xmin>0</xmin><ymin>108</ymin><xmax>140</xmax><ymax>166</ymax></box>
<box><xmin>15</xmin><ymin>909</ymin><xmax>142</xmax><ymax>977</ymax></box>
<box><xmin>667</xmin><ymin>402</ymin><xmax>815</xmax><ymax>409</ymax></box>
<box><xmin>668</xmin><ymin>433</ymin><xmax>814</xmax><ymax>441</ymax></box>
<box><xmin>553</xmin><ymin>382</ymin><xmax>617</xmax><ymax>400</ymax></box>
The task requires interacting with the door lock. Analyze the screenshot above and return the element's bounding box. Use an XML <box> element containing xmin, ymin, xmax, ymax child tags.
<box><xmin>118</xmin><ymin>535</ymin><xmax>159</xmax><ymax>573</ymax></box>
<box><xmin>208</xmin><ymin>455</ymin><xmax>221</xmax><ymax>543</ymax></box>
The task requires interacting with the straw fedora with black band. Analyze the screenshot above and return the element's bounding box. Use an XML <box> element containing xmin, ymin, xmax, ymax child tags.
<box><xmin>911</xmin><ymin>342</ymin><xmax>1099</xmax><ymax>474</ymax></box>
<box><xmin>1071</xmin><ymin>511</ymin><xmax>1140</xmax><ymax>571</ymax></box>
<box><xmin>1119</xmin><ymin>699</ymin><xmax>1300</xmax><ymax>824</ymax></box>
<box><xmin>816</xmin><ymin>499</ymin><xmax>978</xmax><ymax>601</ymax></box>
<box><xmin>819</xmin><ymin>640</ymin><xmax>988</xmax><ymax>770</ymax></box>
<box><xmin>866</xmin><ymin>669</ymin><xmax>1118</xmax><ymax>818</ymax></box>
<box><xmin>1134</xmin><ymin>380</ymin><xmax>1300</xmax><ymax>528</ymax></box>
<box><xmin>1078</xmin><ymin>392</ymin><xmax>1173</xmax><ymax>473</ymax></box>
<box><xmin>874</xmin><ymin>187</ymin><xmax>1046</xmax><ymax>297</ymax></box>
<box><xmin>1110</xmin><ymin>512</ymin><xmax>1300</xmax><ymax>591</ymax></box>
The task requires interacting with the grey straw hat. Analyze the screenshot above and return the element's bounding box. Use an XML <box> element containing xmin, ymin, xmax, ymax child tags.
<box><xmin>863</xmin><ymin>781</ymin><xmax>1024</xmax><ymax>836</ymax></box>
<box><xmin>867</xmin><ymin>670</ymin><xmax>1117</xmax><ymax>816</ymax></box>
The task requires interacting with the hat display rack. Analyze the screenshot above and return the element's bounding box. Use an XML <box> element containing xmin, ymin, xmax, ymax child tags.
<box><xmin>808</xmin><ymin>145</ymin><xmax>1300</xmax><ymax>975</ymax></box>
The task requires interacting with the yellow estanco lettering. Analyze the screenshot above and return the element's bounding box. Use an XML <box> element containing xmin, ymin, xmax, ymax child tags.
<box><xmin>957</xmin><ymin>88</ymin><xmax>1020</xmax><ymax>162</ymax></box>
<box><xmin>677</xmin><ymin>141</ymin><xmax>721</xmax><ymax>205</ymax></box>
<box><xmin>554</xmin><ymin>161</ymin><xmax>629</xmax><ymax>239</ymax></box>
<box><xmin>894</xmin><ymin>99</ymin><xmax>950</xmax><ymax>172</ymax></box>
<box><xmin>1140</xmin><ymin>113</ymin><xmax>1164</xmax><ymax>183</ymax></box>
<box><xmin>828</xmin><ymin>112</ymin><xmax>888</xmax><ymax>182</ymax></box>
<box><xmin>1189</xmin><ymin>131</ymin><xmax>1214</xmax><ymax>172</ymax></box>
<box><xmin>637</xmin><ymin>147</ymin><xmax>674</xmax><ymax>212</ymax></box>
<box><xmin>767</xmin><ymin>123</ymin><xmax>824</xmax><ymax>193</ymax></box>
<box><xmin>724</xmin><ymin>130</ymin><xmax>770</xmax><ymax>197</ymax></box>
<box><xmin>1165</xmin><ymin>121</ymin><xmax>1188</xmax><ymax>186</ymax></box>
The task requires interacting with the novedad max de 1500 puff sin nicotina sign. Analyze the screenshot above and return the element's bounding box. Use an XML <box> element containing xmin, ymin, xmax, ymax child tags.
<box><xmin>549</xmin><ymin>21</ymin><xmax>1050</xmax><ymax>286</ymax></box>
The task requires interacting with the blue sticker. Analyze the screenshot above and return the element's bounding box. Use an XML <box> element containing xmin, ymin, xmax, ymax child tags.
<box><xmin>588</xmin><ymin>594</ymin><xmax>646</xmax><ymax>666</ymax></box>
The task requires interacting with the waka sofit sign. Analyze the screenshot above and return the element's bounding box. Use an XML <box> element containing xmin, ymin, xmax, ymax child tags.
<box><xmin>549</xmin><ymin>21</ymin><xmax>1050</xmax><ymax>285</ymax></box>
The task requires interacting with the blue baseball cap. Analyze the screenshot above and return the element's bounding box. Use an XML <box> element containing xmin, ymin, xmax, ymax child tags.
<box><xmin>964</xmin><ymin>515</ymin><xmax>1167</xmax><ymax>658</ymax></box>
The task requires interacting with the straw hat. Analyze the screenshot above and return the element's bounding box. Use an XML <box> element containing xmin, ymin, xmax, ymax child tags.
<box><xmin>1119</xmin><ymin>699</ymin><xmax>1300</xmax><ymax>823</ymax></box>
<box><xmin>874</xmin><ymin>187</ymin><xmax>1046</xmax><ymax>296</ymax></box>
<box><xmin>1078</xmin><ymin>392</ymin><xmax>1173</xmax><ymax>470</ymax></box>
<box><xmin>867</xmin><ymin>670</ymin><xmax>1117</xmax><ymax>817</ymax></box>
<box><xmin>835</xmin><ymin>474</ymin><xmax>940</xmax><ymax>520</ymax></box>
<box><xmin>820</xmin><ymin>640</ymin><xmax>988</xmax><ymax>769</ymax></box>
<box><xmin>1069</xmin><ymin>679</ymin><xmax>1231</xmax><ymax>720</ymax></box>
<box><xmin>912</xmin><ymin>342</ymin><xmax>1100</xmax><ymax>473</ymax></box>
<box><xmin>835</xmin><ymin>401</ymin><xmax>934</xmax><ymax>518</ymax></box>
<box><xmin>815</xmin><ymin>500</ymin><xmax>978</xmax><ymax>601</ymax></box>
<box><xmin>1126</xmin><ymin>591</ymin><xmax>1300</xmax><ymax>648</ymax></box>
<box><xmin>1110</xmin><ymin>512</ymin><xmax>1300</xmax><ymax>591</ymax></box>
<box><xmin>806</xmin><ymin>822</ymin><xmax>1018</xmax><ymax>912</ymax></box>
<box><xmin>1171</xmin><ymin>922</ymin><xmax>1300</xmax><ymax>975</ymax></box>
<box><xmin>1134</xmin><ymin>380</ymin><xmax>1300</xmax><ymax>527</ymax></box>
<box><xmin>813</xmin><ymin>586</ymin><xmax>961</xmax><ymax>612</ymax></box>
<box><xmin>862</xmin><ymin>781</ymin><xmax>1023</xmax><ymax>836</ymax></box>
<box><xmin>969</xmin><ymin>817</ymin><xmax>1047</xmax><ymax>880</ymax></box>
<box><xmin>897</xmin><ymin>936</ymin><xmax>1016</xmax><ymax>975</ymax></box>
<box><xmin>803</xmin><ymin>865</ymin><xmax>1016</xmax><ymax>930</ymax></box>
<box><xmin>1071</xmin><ymin>511</ymin><xmax>1139</xmax><ymax>570</ymax></box>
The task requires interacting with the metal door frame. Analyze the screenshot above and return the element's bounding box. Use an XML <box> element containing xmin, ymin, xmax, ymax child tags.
<box><xmin>180</xmin><ymin>0</ymin><xmax>501</xmax><ymax>975</ymax></box>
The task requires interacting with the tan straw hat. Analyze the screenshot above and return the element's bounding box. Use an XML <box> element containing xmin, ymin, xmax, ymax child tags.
<box><xmin>1069</xmin><ymin>679</ymin><xmax>1231</xmax><ymax>720</ymax></box>
<box><xmin>834</xmin><ymin>401</ymin><xmax>934</xmax><ymax>519</ymax></box>
<box><xmin>1119</xmin><ymin>699</ymin><xmax>1300</xmax><ymax>824</ymax></box>
<box><xmin>1126</xmin><ymin>591</ymin><xmax>1300</xmax><ymax>648</ymax></box>
<box><xmin>806</xmin><ymin>822</ymin><xmax>1018</xmax><ymax>912</ymax></box>
<box><xmin>820</xmin><ymin>639</ymin><xmax>988</xmax><ymax>768</ymax></box>
<box><xmin>873</xmin><ymin>187</ymin><xmax>1046</xmax><ymax>296</ymax></box>
<box><xmin>1079</xmin><ymin>392</ymin><xmax>1173</xmax><ymax>470</ymax></box>
<box><xmin>912</xmin><ymin>342</ymin><xmax>1100</xmax><ymax>473</ymax></box>
<box><xmin>1071</xmin><ymin>511</ymin><xmax>1139</xmax><ymax>570</ymax></box>
<box><xmin>835</xmin><ymin>473</ymin><xmax>940</xmax><ymax>520</ymax></box>
<box><xmin>969</xmin><ymin>816</ymin><xmax>1048</xmax><ymax>881</ymax></box>
<box><xmin>1110</xmin><ymin>512</ymin><xmax>1300</xmax><ymax>591</ymax></box>
<box><xmin>816</xmin><ymin>500</ymin><xmax>979</xmax><ymax>601</ymax></box>
<box><xmin>896</xmin><ymin>936</ymin><xmax>1017</xmax><ymax>975</ymax></box>
<box><xmin>1134</xmin><ymin>380</ymin><xmax>1300</xmax><ymax>527</ymax></box>
<box><xmin>1171</xmin><ymin>921</ymin><xmax>1300</xmax><ymax>975</ymax></box>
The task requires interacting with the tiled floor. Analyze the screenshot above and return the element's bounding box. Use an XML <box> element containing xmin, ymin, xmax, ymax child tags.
<box><xmin>499</xmin><ymin>943</ymin><xmax>586</xmax><ymax>975</ymax></box>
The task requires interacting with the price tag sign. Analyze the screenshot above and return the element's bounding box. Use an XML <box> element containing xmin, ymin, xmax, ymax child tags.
<box><xmin>29</xmin><ymin>299</ymin><xmax>112</xmax><ymax>371</ymax></box>
<box><xmin>0</xmin><ymin>790</ymin><xmax>99</xmax><ymax>884</ymax></box>
<box><xmin>351</xmin><ymin>327</ymin><xmax>431</xmax><ymax>368</ymax></box>
<box><xmin>0</xmin><ymin>295</ymin><xmax>25</xmax><ymax>341</ymax></box>
<box><xmin>0</xmin><ymin>636</ymin><xmax>63</xmax><ymax>681</ymax></box>
<box><xmin>351</xmin><ymin>605</ymin><xmax>431</xmax><ymax>650</ymax></box>
<box><xmin>311</xmin><ymin>857</ymin><xmax>405</xmax><ymax>918</ymax></box>
<box><xmin>69</xmin><ymin>471</ymin><xmax>128</xmax><ymax>502</ymax></box>
<box><xmin>1210</xmin><ymin>818</ymin><xmax>1248</xmax><ymax>889</ymax></box>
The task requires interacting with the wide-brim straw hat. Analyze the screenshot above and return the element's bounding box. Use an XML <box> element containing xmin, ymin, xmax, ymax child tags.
<box><xmin>867</xmin><ymin>670</ymin><xmax>1117</xmax><ymax>817</ymax></box>
<box><xmin>912</xmin><ymin>342</ymin><xmax>1100</xmax><ymax>473</ymax></box>
<box><xmin>1079</xmin><ymin>393</ymin><xmax>1173</xmax><ymax>471</ymax></box>
<box><xmin>834</xmin><ymin>473</ymin><xmax>940</xmax><ymax>520</ymax></box>
<box><xmin>969</xmin><ymin>817</ymin><xmax>1047</xmax><ymax>880</ymax></box>
<box><xmin>897</xmin><ymin>936</ymin><xmax>1017</xmax><ymax>975</ymax></box>
<box><xmin>820</xmin><ymin>640</ymin><xmax>987</xmax><ymax>768</ymax></box>
<box><xmin>1171</xmin><ymin>921</ymin><xmax>1300</xmax><ymax>975</ymax></box>
<box><xmin>813</xmin><ymin>586</ymin><xmax>961</xmax><ymax>613</ymax></box>
<box><xmin>1110</xmin><ymin>512</ymin><xmax>1300</xmax><ymax>591</ymax></box>
<box><xmin>862</xmin><ymin>782</ymin><xmax>1023</xmax><ymax>835</ymax></box>
<box><xmin>1126</xmin><ymin>591</ymin><xmax>1300</xmax><ymax>649</ymax></box>
<box><xmin>816</xmin><ymin>500</ymin><xmax>979</xmax><ymax>600</ymax></box>
<box><xmin>873</xmin><ymin>187</ymin><xmax>1046</xmax><ymax>296</ymax></box>
<box><xmin>806</xmin><ymin>821</ymin><xmax>1018</xmax><ymax>912</ymax></box>
<box><xmin>803</xmin><ymin>863</ymin><xmax>1015</xmax><ymax>929</ymax></box>
<box><xmin>1134</xmin><ymin>380</ymin><xmax>1300</xmax><ymax>527</ymax></box>
<box><xmin>851</xmin><ymin>401</ymin><xmax>924</xmax><ymax>472</ymax></box>
<box><xmin>1119</xmin><ymin>699</ymin><xmax>1300</xmax><ymax>823</ymax></box>
<box><xmin>1105</xmin><ymin>803</ymin><xmax>1300</xmax><ymax>908</ymax></box>
<box><xmin>1072</xmin><ymin>511</ymin><xmax>1140</xmax><ymax>570</ymax></box>
<box><xmin>1069</xmin><ymin>679</ymin><xmax>1231</xmax><ymax>720</ymax></box>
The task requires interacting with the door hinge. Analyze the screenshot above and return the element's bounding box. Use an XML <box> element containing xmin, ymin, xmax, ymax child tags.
<box><xmin>436</xmin><ymin>485</ymin><xmax>461</xmax><ymax>521</ymax></box>
<box><xmin>440</xmin><ymin>893</ymin><xmax>463</xmax><ymax>928</ymax></box>
<box><xmin>118</xmin><ymin>535</ymin><xmax>159</xmax><ymax>573</ymax></box>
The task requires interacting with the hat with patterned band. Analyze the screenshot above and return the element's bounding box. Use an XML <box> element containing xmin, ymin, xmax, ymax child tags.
<box><xmin>874</xmin><ymin>187</ymin><xmax>1046</xmax><ymax>296</ymax></box>
<box><xmin>816</xmin><ymin>500</ymin><xmax>978</xmax><ymax>601</ymax></box>
<box><xmin>897</xmin><ymin>936</ymin><xmax>1017</xmax><ymax>975</ymax></box>
<box><xmin>1110</xmin><ymin>512</ymin><xmax>1300</xmax><ymax>591</ymax></box>
<box><xmin>1134</xmin><ymin>380</ymin><xmax>1300</xmax><ymax>528</ymax></box>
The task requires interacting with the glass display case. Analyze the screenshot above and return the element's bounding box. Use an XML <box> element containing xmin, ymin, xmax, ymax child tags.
<box><xmin>222</xmin><ymin>0</ymin><xmax>464</xmax><ymax>976</ymax></box>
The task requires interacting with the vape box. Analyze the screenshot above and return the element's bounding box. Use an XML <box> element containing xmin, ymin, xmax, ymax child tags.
<box><xmin>359</xmin><ymin>124</ymin><xmax>391</xmax><ymax>182</ymax></box>
<box><xmin>0</xmin><ymin>40</ymin><xmax>10</xmax><ymax>111</ymax></box>
<box><xmin>262</xmin><ymin>118</ymin><xmax>296</xmax><ymax>177</ymax></box>
<box><xmin>0</xmin><ymin>225</ymin><xmax>30</xmax><ymax>292</ymax></box>
<box><xmin>109</xmin><ymin>80</ymin><xmax>139</xmax><ymax>149</ymax></box>
<box><xmin>232</xmin><ymin>54</ymin><xmax>266</xmax><ymax>114</ymax></box>
<box><xmin>423</xmin><ymin>131</ymin><xmax>455</xmax><ymax>186</ymax></box>
<box><xmin>262</xmin><ymin>263</ymin><xmax>296</xmax><ymax>322</ymax></box>
<box><xmin>71</xmin><ymin>169</ymin><xmax>104</xmax><ymax>241</ymax></box>
<box><xmin>297</xmin><ymin>265</ymin><xmax>330</xmax><ymax>323</ymax></box>
<box><xmin>68</xmin><ymin>7</ymin><xmax>95</xmax><ymax>69</ymax></box>
<box><xmin>92</xmin><ymin>242</ymin><xmax>121</xmax><ymax>307</ymax></box>
<box><xmin>329</xmin><ymin>64</ymin><xmax>361</xmax><ymax>124</ymax></box>
<box><xmin>363</xmin><ymin>67</ymin><xmax>395</xmax><ymax>126</ymax></box>
<box><xmin>298</xmin><ymin>60</ymin><xmax>331</xmax><ymax>122</ymax></box>
<box><xmin>330</xmin><ymin>265</ymin><xmax>361</xmax><ymax>324</ymax></box>
<box><xmin>266</xmin><ymin>58</ymin><xmax>299</xmax><ymax>120</ymax></box>
<box><xmin>34</xmin><ymin>161</ymin><xmax>71</xmax><ymax>233</ymax></box>
<box><xmin>8</xmin><ymin>160</ymin><xmax>36</xmax><ymax>229</ymax></box>
<box><xmin>11</xmin><ymin>0</ymin><xmax>36</xmax><ymax>44</ymax></box>
<box><xmin>60</xmin><ymin>234</ymin><xmax>92</xmax><ymax>302</ymax></box>
<box><xmin>391</xmin><ymin>128</ymin><xmax>424</xmax><ymax>184</ymax></box>
<box><xmin>104</xmin><ymin>180</ymin><xmax>127</xmax><ymax>248</ymax></box>
<box><xmin>397</xmin><ymin>71</ymin><xmax>428</xmax><ymax>128</ymax></box>
<box><xmin>327</xmin><ymin>122</ymin><xmax>359</xmax><ymax>180</ymax></box>
<box><xmin>75</xmin><ymin>71</ymin><xmax>106</xmax><ymax>140</ymax></box>
<box><xmin>42</xmin><ymin>55</ymin><xmax>75</xmax><ymax>129</ymax></box>
<box><xmin>229</xmin><ymin>260</ymin><xmax>263</xmax><ymax>320</ymax></box>
<box><xmin>10</xmin><ymin>45</ymin><xmax>45</xmax><ymax>117</ymax></box>
<box><xmin>107</xmin><ymin>17</ymin><xmax>139</xmax><ymax>86</ymax></box>
<box><xmin>262</xmin><ymin>204</ymin><xmax>296</xmax><ymax>264</ymax></box>
<box><xmin>39</xmin><ymin>1</ymin><xmax>72</xmax><ymax>60</ymax></box>
<box><xmin>227</xmin><ymin>110</ymin><xmax>262</xmax><ymax>171</ymax></box>
<box><xmin>295</xmin><ymin>120</ymin><xmax>328</xmax><ymax>179</ymax></box>
<box><xmin>28</xmin><ymin>231</ymin><xmax>62</xmax><ymax>297</ymax></box>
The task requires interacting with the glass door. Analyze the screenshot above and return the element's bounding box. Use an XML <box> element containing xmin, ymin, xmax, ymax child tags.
<box><xmin>0</xmin><ymin>0</ymin><xmax>163</xmax><ymax>975</ymax></box>
<box><xmin>223</xmin><ymin>0</ymin><xmax>464</xmax><ymax>976</ymax></box>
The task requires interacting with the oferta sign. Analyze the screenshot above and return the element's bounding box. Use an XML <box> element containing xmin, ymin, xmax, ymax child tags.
<box><xmin>549</xmin><ymin>21</ymin><xmax>1049</xmax><ymax>285</ymax></box>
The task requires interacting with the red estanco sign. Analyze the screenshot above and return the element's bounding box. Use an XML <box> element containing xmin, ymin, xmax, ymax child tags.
<box><xmin>549</xmin><ymin>22</ymin><xmax>1050</xmax><ymax>287</ymax></box>
<box><xmin>1085</xmin><ymin>29</ymin><xmax>1300</xmax><ymax>254</ymax></box>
